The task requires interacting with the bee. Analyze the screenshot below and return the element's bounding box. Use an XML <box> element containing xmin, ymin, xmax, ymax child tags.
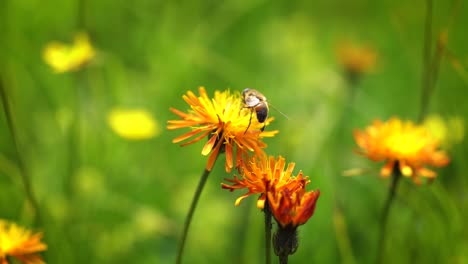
<box><xmin>242</xmin><ymin>88</ymin><xmax>269</xmax><ymax>133</ymax></box>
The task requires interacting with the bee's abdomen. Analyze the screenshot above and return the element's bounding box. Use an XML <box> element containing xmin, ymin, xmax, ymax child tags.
<box><xmin>255</xmin><ymin>106</ymin><xmax>268</xmax><ymax>123</ymax></box>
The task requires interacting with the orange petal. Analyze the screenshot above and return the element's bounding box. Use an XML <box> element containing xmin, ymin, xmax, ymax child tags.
<box><xmin>172</xmin><ymin>128</ymin><xmax>206</xmax><ymax>143</ymax></box>
<box><xmin>180</xmin><ymin>130</ymin><xmax>212</xmax><ymax>147</ymax></box>
<box><xmin>205</xmin><ymin>137</ymin><xmax>223</xmax><ymax>171</ymax></box>
<box><xmin>380</xmin><ymin>160</ymin><xmax>394</xmax><ymax>177</ymax></box>
<box><xmin>225</xmin><ymin>142</ymin><xmax>233</xmax><ymax>171</ymax></box>
<box><xmin>202</xmin><ymin>134</ymin><xmax>218</xmax><ymax>155</ymax></box>
<box><xmin>418</xmin><ymin>167</ymin><xmax>437</xmax><ymax>178</ymax></box>
<box><xmin>235</xmin><ymin>193</ymin><xmax>251</xmax><ymax>206</ymax></box>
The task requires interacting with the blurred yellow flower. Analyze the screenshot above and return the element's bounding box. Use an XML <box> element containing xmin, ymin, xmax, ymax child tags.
<box><xmin>108</xmin><ymin>109</ymin><xmax>160</xmax><ymax>140</ymax></box>
<box><xmin>43</xmin><ymin>32</ymin><xmax>95</xmax><ymax>73</ymax></box>
<box><xmin>423</xmin><ymin>114</ymin><xmax>464</xmax><ymax>148</ymax></box>
<box><xmin>167</xmin><ymin>87</ymin><xmax>278</xmax><ymax>172</ymax></box>
<box><xmin>354</xmin><ymin>118</ymin><xmax>450</xmax><ymax>184</ymax></box>
<box><xmin>0</xmin><ymin>220</ymin><xmax>47</xmax><ymax>264</ymax></box>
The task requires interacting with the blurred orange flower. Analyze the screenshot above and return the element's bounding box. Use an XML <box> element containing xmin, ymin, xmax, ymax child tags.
<box><xmin>167</xmin><ymin>87</ymin><xmax>278</xmax><ymax>172</ymax></box>
<box><xmin>43</xmin><ymin>32</ymin><xmax>95</xmax><ymax>73</ymax></box>
<box><xmin>0</xmin><ymin>220</ymin><xmax>47</xmax><ymax>264</ymax></box>
<box><xmin>354</xmin><ymin>117</ymin><xmax>450</xmax><ymax>184</ymax></box>
<box><xmin>336</xmin><ymin>41</ymin><xmax>377</xmax><ymax>79</ymax></box>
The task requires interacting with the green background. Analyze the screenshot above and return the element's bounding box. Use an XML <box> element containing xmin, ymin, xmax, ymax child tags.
<box><xmin>0</xmin><ymin>0</ymin><xmax>467</xmax><ymax>263</ymax></box>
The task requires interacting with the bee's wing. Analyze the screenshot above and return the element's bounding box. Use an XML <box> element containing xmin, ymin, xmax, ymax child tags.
<box><xmin>245</xmin><ymin>96</ymin><xmax>260</xmax><ymax>107</ymax></box>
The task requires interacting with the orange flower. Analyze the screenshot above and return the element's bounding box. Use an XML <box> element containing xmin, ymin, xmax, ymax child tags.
<box><xmin>268</xmin><ymin>187</ymin><xmax>320</xmax><ymax>228</ymax></box>
<box><xmin>222</xmin><ymin>156</ymin><xmax>309</xmax><ymax>209</ymax></box>
<box><xmin>354</xmin><ymin>117</ymin><xmax>450</xmax><ymax>184</ymax></box>
<box><xmin>336</xmin><ymin>41</ymin><xmax>377</xmax><ymax>82</ymax></box>
<box><xmin>168</xmin><ymin>87</ymin><xmax>278</xmax><ymax>172</ymax></box>
<box><xmin>0</xmin><ymin>220</ymin><xmax>47</xmax><ymax>264</ymax></box>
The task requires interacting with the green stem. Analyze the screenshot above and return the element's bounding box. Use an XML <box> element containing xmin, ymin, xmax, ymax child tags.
<box><xmin>264</xmin><ymin>201</ymin><xmax>272</xmax><ymax>264</ymax></box>
<box><xmin>176</xmin><ymin>159</ymin><xmax>218</xmax><ymax>264</ymax></box>
<box><xmin>0</xmin><ymin>77</ymin><xmax>42</xmax><ymax>225</ymax></box>
<box><xmin>233</xmin><ymin>199</ymin><xmax>252</xmax><ymax>263</ymax></box>
<box><xmin>376</xmin><ymin>168</ymin><xmax>402</xmax><ymax>264</ymax></box>
<box><xmin>418</xmin><ymin>0</ymin><xmax>433</xmax><ymax>123</ymax></box>
<box><xmin>77</xmin><ymin>0</ymin><xmax>87</xmax><ymax>30</ymax></box>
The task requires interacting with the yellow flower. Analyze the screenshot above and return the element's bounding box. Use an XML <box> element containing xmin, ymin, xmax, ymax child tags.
<box><xmin>108</xmin><ymin>108</ymin><xmax>160</xmax><ymax>140</ymax></box>
<box><xmin>222</xmin><ymin>156</ymin><xmax>309</xmax><ymax>208</ymax></box>
<box><xmin>167</xmin><ymin>87</ymin><xmax>278</xmax><ymax>172</ymax></box>
<box><xmin>43</xmin><ymin>32</ymin><xmax>95</xmax><ymax>73</ymax></box>
<box><xmin>0</xmin><ymin>220</ymin><xmax>47</xmax><ymax>264</ymax></box>
<box><xmin>423</xmin><ymin>114</ymin><xmax>464</xmax><ymax>148</ymax></box>
<box><xmin>354</xmin><ymin>117</ymin><xmax>450</xmax><ymax>184</ymax></box>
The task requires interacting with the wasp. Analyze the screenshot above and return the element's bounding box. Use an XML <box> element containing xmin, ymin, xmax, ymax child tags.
<box><xmin>242</xmin><ymin>88</ymin><xmax>269</xmax><ymax>133</ymax></box>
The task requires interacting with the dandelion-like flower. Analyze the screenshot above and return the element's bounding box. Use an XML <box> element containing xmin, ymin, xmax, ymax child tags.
<box><xmin>221</xmin><ymin>155</ymin><xmax>311</xmax><ymax>209</ymax></box>
<box><xmin>167</xmin><ymin>87</ymin><xmax>278</xmax><ymax>172</ymax></box>
<box><xmin>43</xmin><ymin>32</ymin><xmax>95</xmax><ymax>73</ymax></box>
<box><xmin>354</xmin><ymin>117</ymin><xmax>450</xmax><ymax>184</ymax></box>
<box><xmin>108</xmin><ymin>108</ymin><xmax>160</xmax><ymax>140</ymax></box>
<box><xmin>0</xmin><ymin>220</ymin><xmax>47</xmax><ymax>264</ymax></box>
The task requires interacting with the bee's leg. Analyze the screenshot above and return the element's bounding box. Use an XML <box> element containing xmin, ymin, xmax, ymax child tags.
<box><xmin>244</xmin><ymin>110</ymin><xmax>253</xmax><ymax>134</ymax></box>
<box><xmin>261</xmin><ymin>123</ymin><xmax>265</xmax><ymax>132</ymax></box>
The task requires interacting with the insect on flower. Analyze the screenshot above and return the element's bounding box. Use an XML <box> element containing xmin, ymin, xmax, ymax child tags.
<box><xmin>242</xmin><ymin>88</ymin><xmax>288</xmax><ymax>133</ymax></box>
<box><xmin>242</xmin><ymin>88</ymin><xmax>269</xmax><ymax>133</ymax></box>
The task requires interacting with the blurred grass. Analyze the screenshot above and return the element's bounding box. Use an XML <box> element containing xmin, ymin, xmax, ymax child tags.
<box><xmin>1</xmin><ymin>0</ymin><xmax>467</xmax><ymax>263</ymax></box>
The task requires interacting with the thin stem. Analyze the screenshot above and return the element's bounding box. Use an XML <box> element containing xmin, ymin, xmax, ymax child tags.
<box><xmin>0</xmin><ymin>77</ymin><xmax>41</xmax><ymax>225</ymax></box>
<box><xmin>233</xmin><ymin>200</ymin><xmax>252</xmax><ymax>263</ymax></box>
<box><xmin>264</xmin><ymin>201</ymin><xmax>272</xmax><ymax>264</ymax></box>
<box><xmin>77</xmin><ymin>0</ymin><xmax>87</xmax><ymax>30</ymax></box>
<box><xmin>418</xmin><ymin>0</ymin><xmax>433</xmax><ymax>123</ymax></box>
<box><xmin>176</xmin><ymin>161</ymin><xmax>218</xmax><ymax>264</ymax></box>
<box><xmin>376</xmin><ymin>169</ymin><xmax>402</xmax><ymax>264</ymax></box>
<box><xmin>279</xmin><ymin>254</ymin><xmax>288</xmax><ymax>264</ymax></box>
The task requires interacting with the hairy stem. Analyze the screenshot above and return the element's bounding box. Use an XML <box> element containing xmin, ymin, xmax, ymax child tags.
<box><xmin>279</xmin><ymin>254</ymin><xmax>288</xmax><ymax>264</ymax></box>
<box><xmin>176</xmin><ymin>160</ymin><xmax>218</xmax><ymax>264</ymax></box>
<box><xmin>264</xmin><ymin>201</ymin><xmax>272</xmax><ymax>264</ymax></box>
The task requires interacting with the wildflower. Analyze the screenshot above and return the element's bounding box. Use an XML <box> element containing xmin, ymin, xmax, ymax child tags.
<box><xmin>167</xmin><ymin>87</ymin><xmax>278</xmax><ymax>172</ymax></box>
<box><xmin>270</xmin><ymin>187</ymin><xmax>320</xmax><ymax>258</ymax></box>
<box><xmin>268</xmin><ymin>186</ymin><xmax>320</xmax><ymax>228</ymax></box>
<box><xmin>108</xmin><ymin>108</ymin><xmax>160</xmax><ymax>140</ymax></box>
<box><xmin>43</xmin><ymin>32</ymin><xmax>95</xmax><ymax>73</ymax></box>
<box><xmin>221</xmin><ymin>156</ymin><xmax>310</xmax><ymax>209</ymax></box>
<box><xmin>0</xmin><ymin>219</ymin><xmax>47</xmax><ymax>264</ymax></box>
<box><xmin>223</xmin><ymin>156</ymin><xmax>320</xmax><ymax>259</ymax></box>
<box><xmin>354</xmin><ymin>117</ymin><xmax>450</xmax><ymax>184</ymax></box>
<box><xmin>336</xmin><ymin>41</ymin><xmax>377</xmax><ymax>82</ymax></box>
<box><xmin>423</xmin><ymin>114</ymin><xmax>464</xmax><ymax>148</ymax></box>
